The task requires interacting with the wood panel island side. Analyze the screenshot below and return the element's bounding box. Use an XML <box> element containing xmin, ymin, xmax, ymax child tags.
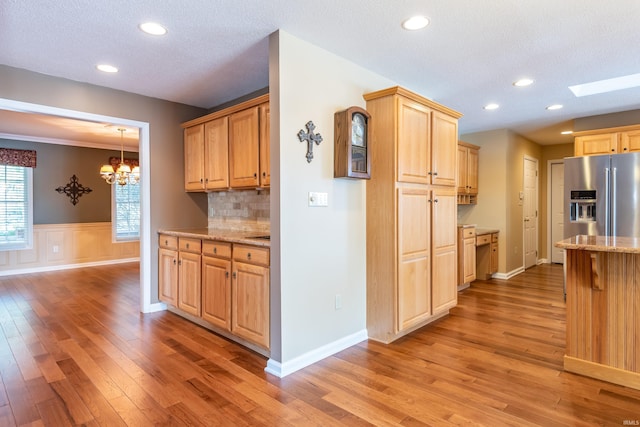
<box><xmin>555</xmin><ymin>235</ymin><xmax>640</xmax><ymax>390</ymax></box>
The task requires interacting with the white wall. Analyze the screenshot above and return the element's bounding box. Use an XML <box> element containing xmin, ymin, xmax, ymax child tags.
<box><xmin>267</xmin><ymin>30</ymin><xmax>395</xmax><ymax>376</ymax></box>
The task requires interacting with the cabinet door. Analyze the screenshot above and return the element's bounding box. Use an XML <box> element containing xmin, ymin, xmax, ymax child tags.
<box><xmin>490</xmin><ymin>240</ymin><xmax>499</xmax><ymax>274</ymax></box>
<box><xmin>463</xmin><ymin>237</ymin><xmax>477</xmax><ymax>283</ymax></box>
<box><xmin>574</xmin><ymin>133</ymin><xmax>618</xmax><ymax>156</ymax></box>
<box><xmin>431</xmin><ymin>111</ymin><xmax>458</xmax><ymax>187</ymax></box>
<box><xmin>232</xmin><ymin>261</ymin><xmax>270</xmax><ymax>348</ymax></box>
<box><xmin>259</xmin><ymin>103</ymin><xmax>270</xmax><ymax>187</ymax></box>
<box><xmin>229</xmin><ymin>107</ymin><xmax>260</xmax><ymax>188</ymax></box>
<box><xmin>397</xmin><ymin>98</ymin><xmax>431</xmax><ymax>184</ymax></box>
<box><xmin>456</xmin><ymin>145</ymin><xmax>468</xmax><ymax>194</ymax></box>
<box><xmin>202</xmin><ymin>256</ymin><xmax>231</xmax><ymax>330</ymax></box>
<box><xmin>184</xmin><ymin>125</ymin><xmax>205</xmax><ymax>191</ymax></box>
<box><xmin>178</xmin><ymin>252</ymin><xmax>201</xmax><ymax>316</ymax></box>
<box><xmin>621</xmin><ymin>130</ymin><xmax>640</xmax><ymax>153</ymax></box>
<box><xmin>467</xmin><ymin>147</ymin><xmax>479</xmax><ymax>194</ymax></box>
<box><xmin>397</xmin><ymin>186</ymin><xmax>431</xmax><ymax>331</ymax></box>
<box><xmin>431</xmin><ymin>188</ymin><xmax>457</xmax><ymax>314</ymax></box>
<box><xmin>204</xmin><ymin>117</ymin><xmax>229</xmax><ymax>190</ymax></box>
<box><xmin>158</xmin><ymin>248</ymin><xmax>178</xmax><ymax>306</ymax></box>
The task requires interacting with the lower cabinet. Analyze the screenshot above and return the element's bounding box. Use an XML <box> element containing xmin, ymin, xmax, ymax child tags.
<box><xmin>231</xmin><ymin>245</ymin><xmax>270</xmax><ymax>348</ymax></box>
<box><xmin>158</xmin><ymin>234</ymin><xmax>270</xmax><ymax>350</ymax></box>
<box><xmin>476</xmin><ymin>231</ymin><xmax>499</xmax><ymax>280</ymax></box>
<box><xmin>457</xmin><ymin>226</ymin><xmax>477</xmax><ymax>287</ymax></box>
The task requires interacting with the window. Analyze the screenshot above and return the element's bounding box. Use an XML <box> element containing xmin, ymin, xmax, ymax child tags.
<box><xmin>113</xmin><ymin>182</ymin><xmax>140</xmax><ymax>241</ymax></box>
<box><xmin>0</xmin><ymin>165</ymin><xmax>33</xmax><ymax>250</ymax></box>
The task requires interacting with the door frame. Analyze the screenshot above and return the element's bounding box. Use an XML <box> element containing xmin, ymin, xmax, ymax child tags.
<box><xmin>547</xmin><ymin>159</ymin><xmax>564</xmax><ymax>264</ymax></box>
<box><xmin>0</xmin><ymin>97</ymin><xmax>156</xmax><ymax>313</ymax></box>
<box><xmin>522</xmin><ymin>155</ymin><xmax>539</xmax><ymax>269</ymax></box>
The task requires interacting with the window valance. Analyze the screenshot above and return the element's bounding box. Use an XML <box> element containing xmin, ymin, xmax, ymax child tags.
<box><xmin>0</xmin><ymin>148</ymin><xmax>37</xmax><ymax>168</ymax></box>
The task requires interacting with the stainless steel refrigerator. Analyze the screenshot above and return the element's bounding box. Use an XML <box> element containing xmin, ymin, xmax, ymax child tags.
<box><xmin>564</xmin><ymin>152</ymin><xmax>640</xmax><ymax>238</ymax></box>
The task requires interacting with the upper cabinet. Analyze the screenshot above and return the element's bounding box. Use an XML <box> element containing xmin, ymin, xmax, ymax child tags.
<box><xmin>574</xmin><ymin>125</ymin><xmax>640</xmax><ymax>156</ymax></box>
<box><xmin>182</xmin><ymin>94</ymin><xmax>270</xmax><ymax>192</ymax></box>
<box><xmin>457</xmin><ymin>141</ymin><xmax>479</xmax><ymax>204</ymax></box>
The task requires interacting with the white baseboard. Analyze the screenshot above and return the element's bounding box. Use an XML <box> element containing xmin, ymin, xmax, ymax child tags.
<box><xmin>0</xmin><ymin>257</ymin><xmax>139</xmax><ymax>277</ymax></box>
<box><xmin>265</xmin><ymin>329</ymin><xmax>368</xmax><ymax>378</ymax></box>
<box><xmin>492</xmin><ymin>266</ymin><xmax>525</xmax><ymax>280</ymax></box>
<box><xmin>143</xmin><ymin>302</ymin><xmax>167</xmax><ymax>314</ymax></box>
<box><xmin>538</xmin><ymin>258</ymin><xmax>549</xmax><ymax>264</ymax></box>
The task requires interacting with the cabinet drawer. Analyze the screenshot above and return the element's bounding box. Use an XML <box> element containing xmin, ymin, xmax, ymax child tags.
<box><xmin>159</xmin><ymin>234</ymin><xmax>178</xmax><ymax>250</ymax></box>
<box><xmin>202</xmin><ymin>240</ymin><xmax>232</xmax><ymax>259</ymax></box>
<box><xmin>233</xmin><ymin>244</ymin><xmax>269</xmax><ymax>266</ymax></box>
<box><xmin>179</xmin><ymin>237</ymin><xmax>202</xmax><ymax>254</ymax></box>
<box><xmin>476</xmin><ymin>234</ymin><xmax>491</xmax><ymax>246</ymax></box>
<box><xmin>462</xmin><ymin>227</ymin><xmax>476</xmax><ymax>239</ymax></box>
<box><xmin>491</xmin><ymin>233</ymin><xmax>499</xmax><ymax>243</ymax></box>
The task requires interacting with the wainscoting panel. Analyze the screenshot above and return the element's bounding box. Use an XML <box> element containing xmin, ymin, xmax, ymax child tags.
<box><xmin>0</xmin><ymin>222</ymin><xmax>139</xmax><ymax>275</ymax></box>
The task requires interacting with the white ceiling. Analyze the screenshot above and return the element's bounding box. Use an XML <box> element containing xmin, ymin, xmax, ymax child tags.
<box><xmin>2</xmin><ymin>0</ymin><xmax>640</xmax><ymax>147</ymax></box>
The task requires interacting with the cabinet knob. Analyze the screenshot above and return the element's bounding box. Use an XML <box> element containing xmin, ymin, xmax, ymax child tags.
<box><xmin>165</xmin><ymin>239</ymin><xmax>168</xmax><ymax>246</ymax></box>
<box><xmin>178</xmin><ymin>259</ymin><xmax>182</xmax><ymax>266</ymax></box>
<box><xmin>247</xmin><ymin>253</ymin><xmax>252</xmax><ymax>260</ymax></box>
<box><xmin>173</xmin><ymin>259</ymin><xmax>176</xmax><ymax>265</ymax></box>
<box><xmin>232</xmin><ymin>272</ymin><xmax>237</xmax><ymax>279</ymax></box>
<box><xmin>612</xmin><ymin>148</ymin><xmax>615</xmax><ymax>152</ymax></box>
<box><xmin>433</xmin><ymin>172</ymin><xmax>438</xmax><ymax>176</ymax></box>
<box><xmin>262</xmin><ymin>172</ymin><xmax>266</xmax><ymax>177</ymax></box>
<box><xmin>200</xmin><ymin>178</ymin><xmax>204</xmax><ymax>183</ymax></box>
<box><xmin>213</xmin><ymin>247</ymin><xmax>217</xmax><ymax>254</ymax></box>
<box><xmin>186</xmin><ymin>243</ymin><xmax>190</xmax><ymax>249</ymax></box>
<box><xmin>624</xmin><ymin>147</ymin><xmax>628</xmax><ymax>151</ymax></box>
<box><xmin>434</xmin><ymin>198</ymin><xmax>439</xmax><ymax>203</ymax></box>
<box><xmin>225</xmin><ymin>271</ymin><xmax>229</xmax><ymax>278</ymax></box>
<box><xmin>254</xmin><ymin>173</ymin><xmax>257</xmax><ymax>178</ymax></box>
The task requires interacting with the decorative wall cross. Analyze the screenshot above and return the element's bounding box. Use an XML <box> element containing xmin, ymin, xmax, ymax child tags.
<box><xmin>297</xmin><ymin>121</ymin><xmax>323</xmax><ymax>163</ymax></box>
<box><xmin>56</xmin><ymin>175</ymin><xmax>92</xmax><ymax>205</ymax></box>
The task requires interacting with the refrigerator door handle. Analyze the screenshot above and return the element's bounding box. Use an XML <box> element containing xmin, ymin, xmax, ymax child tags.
<box><xmin>612</xmin><ymin>167</ymin><xmax>617</xmax><ymax>237</ymax></box>
<box><xmin>605</xmin><ymin>167</ymin><xmax>611</xmax><ymax>236</ymax></box>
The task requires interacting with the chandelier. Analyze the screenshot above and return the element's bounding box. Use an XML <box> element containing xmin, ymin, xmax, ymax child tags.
<box><xmin>100</xmin><ymin>128</ymin><xmax>140</xmax><ymax>185</ymax></box>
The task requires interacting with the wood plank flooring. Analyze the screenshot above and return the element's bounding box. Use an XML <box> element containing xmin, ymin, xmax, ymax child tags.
<box><xmin>1</xmin><ymin>263</ymin><xmax>639</xmax><ymax>426</ymax></box>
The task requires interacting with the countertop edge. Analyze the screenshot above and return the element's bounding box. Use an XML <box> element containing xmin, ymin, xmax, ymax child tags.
<box><xmin>158</xmin><ymin>228</ymin><xmax>270</xmax><ymax>248</ymax></box>
<box><xmin>555</xmin><ymin>235</ymin><xmax>640</xmax><ymax>254</ymax></box>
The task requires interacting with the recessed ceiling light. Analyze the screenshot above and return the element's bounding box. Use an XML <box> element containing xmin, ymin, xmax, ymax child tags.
<box><xmin>96</xmin><ymin>64</ymin><xmax>118</xmax><ymax>73</ymax></box>
<box><xmin>561</xmin><ymin>130</ymin><xmax>573</xmax><ymax>135</ymax></box>
<box><xmin>569</xmin><ymin>72</ymin><xmax>640</xmax><ymax>97</ymax></box>
<box><xmin>484</xmin><ymin>103</ymin><xmax>499</xmax><ymax>110</ymax></box>
<box><xmin>139</xmin><ymin>22</ymin><xmax>167</xmax><ymax>36</ymax></box>
<box><xmin>546</xmin><ymin>104</ymin><xmax>563</xmax><ymax>110</ymax></box>
<box><xmin>513</xmin><ymin>78</ymin><xmax>534</xmax><ymax>87</ymax></box>
<box><xmin>402</xmin><ymin>15</ymin><xmax>430</xmax><ymax>30</ymax></box>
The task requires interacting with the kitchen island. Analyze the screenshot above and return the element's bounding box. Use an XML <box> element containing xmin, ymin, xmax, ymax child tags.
<box><xmin>555</xmin><ymin>235</ymin><xmax>640</xmax><ymax>390</ymax></box>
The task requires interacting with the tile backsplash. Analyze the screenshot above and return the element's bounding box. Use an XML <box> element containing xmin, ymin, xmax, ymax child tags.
<box><xmin>207</xmin><ymin>189</ymin><xmax>270</xmax><ymax>232</ymax></box>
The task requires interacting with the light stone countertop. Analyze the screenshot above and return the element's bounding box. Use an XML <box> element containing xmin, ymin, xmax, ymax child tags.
<box><xmin>475</xmin><ymin>228</ymin><xmax>499</xmax><ymax>236</ymax></box>
<box><xmin>158</xmin><ymin>228</ymin><xmax>270</xmax><ymax>248</ymax></box>
<box><xmin>555</xmin><ymin>235</ymin><xmax>640</xmax><ymax>254</ymax></box>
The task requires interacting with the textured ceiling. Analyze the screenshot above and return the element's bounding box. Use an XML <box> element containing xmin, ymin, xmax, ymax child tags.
<box><xmin>2</xmin><ymin>0</ymin><xmax>640</xmax><ymax>147</ymax></box>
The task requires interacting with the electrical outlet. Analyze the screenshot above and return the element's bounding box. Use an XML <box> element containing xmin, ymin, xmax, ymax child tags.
<box><xmin>52</xmin><ymin>245</ymin><xmax>59</xmax><ymax>253</ymax></box>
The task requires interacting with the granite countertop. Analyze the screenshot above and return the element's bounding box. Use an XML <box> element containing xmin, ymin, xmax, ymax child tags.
<box><xmin>458</xmin><ymin>224</ymin><xmax>476</xmax><ymax>229</ymax></box>
<box><xmin>555</xmin><ymin>235</ymin><xmax>640</xmax><ymax>254</ymax></box>
<box><xmin>158</xmin><ymin>228</ymin><xmax>270</xmax><ymax>248</ymax></box>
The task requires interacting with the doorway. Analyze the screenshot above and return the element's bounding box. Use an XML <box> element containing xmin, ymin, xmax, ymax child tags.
<box><xmin>523</xmin><ymin>156</ymin><xmax>538</xmax><ymax>269</ymax></box>
<box><xmin>549</xmin><ymin>160</ymin><xmax>565</xmax><ymax>263</ymax></box>
<box><xmin>0</xmin><ymin>97</ymin><xmax>155</xmax><ymax>313</ymax></box>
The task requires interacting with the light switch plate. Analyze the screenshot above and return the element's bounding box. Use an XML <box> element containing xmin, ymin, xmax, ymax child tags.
<box><xmin>308</xmin><ymin>192</ymin><xmax>328</xmax><ymax>207</ymax></box>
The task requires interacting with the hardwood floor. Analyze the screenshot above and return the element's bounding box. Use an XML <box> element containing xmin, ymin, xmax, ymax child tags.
<box><xmin>1</xmin><ymin>263</ymin><xmax>639</xmax><ymax>426</ymax></box>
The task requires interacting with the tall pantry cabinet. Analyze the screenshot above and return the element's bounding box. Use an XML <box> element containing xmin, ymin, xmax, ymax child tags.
<box><xmin>364</xmin><ymin>86</ymin><xmax>462</xmax><ymax>343</ymax></box>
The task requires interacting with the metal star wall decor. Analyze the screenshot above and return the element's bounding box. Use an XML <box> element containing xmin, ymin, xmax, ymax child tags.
<box><xmin>56</xmin><ymin>174</ymin><xmax>93</xmax><ymax>205</ymax></box>
<box><xmin>297</xmin><ymin>120</ymin><xmax>323</xmax><ymax>163</ymax></box>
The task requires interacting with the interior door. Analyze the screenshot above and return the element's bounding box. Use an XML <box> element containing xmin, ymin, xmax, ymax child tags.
<box><xmin>550</xmin><ymin>161</ymin><xmax>564</xmax><ymax>263</ymax></box>
<box><xmin>523</xmin><ymin>156</ymin><xmax>538</xmax><ymax>269</ymax></box>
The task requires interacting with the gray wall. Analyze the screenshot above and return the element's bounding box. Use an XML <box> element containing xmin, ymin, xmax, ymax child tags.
<box><xmin>0</xmin><ymin>64</ymin><xmax>208</xmax><ymax>303</ymax></box>
<box><xmin>0</xmin><ymin>138</ymin><xmax>138</xmax><ymax>224</ymax></box>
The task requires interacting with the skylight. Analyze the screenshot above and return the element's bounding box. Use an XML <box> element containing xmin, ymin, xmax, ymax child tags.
<box><xmin>569</xmin><ymin>73</ymin><xmax>640</xmax><ymax>97</ymax></box>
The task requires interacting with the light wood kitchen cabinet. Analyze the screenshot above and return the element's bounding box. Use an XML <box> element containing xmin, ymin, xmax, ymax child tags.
<box><xmin>364</xmin><ymin>86</ymin><xmax>462</xmax><ymax>343</ymax></box>
<box><xmin>490</xmin><ymin>233</ymin><xmax>499</xmax><ymax>274</ymax></box>
<box><xmin>457</xmin><ymin>226</ymin><xmax>476</xmax><ymax>287</ymax></box>
<box><xmin>177</xmin><ymin>238</ymin><xmax>202</xmax><ymax>317</ymax></box>
<box><xmin>397</xmin><ymin>186</ymin><xmax>431</xmax><ymax>331</ymax></box>
<box><xmin>229</xmin><ymin>107</ymin><xmax>260</xmax><ymax>188</ymax></box>
<box><xmin>457</xmin><ymin>141</ymin><xmax>479</xmax><ymax>204</ymax></box>
<box><xmin>574</xmin><ymin>125</ymin><xmax>640</xmax><ymax>156</ymax></box>
<box><xmin>158</xmin><ymin>235</ymin><xmax>178</xmax><ymax>306</ymax></box>
<box><xmin>431</xmin><ymin>111</ymin><xmax>458</xmax><ymax>187</ymax></box>
<box><xmin>182</xmin><ymin>94</ymin><xmax>269</xmax><ymax>191</ymax></box>
<box><xmin>259</xmin><ymin>102</ymin><xmax>270</xmax><ymax>187</ymax></box>
<box><xmin>232</xmin><ymin>245</ymin><xmax>270</xmax><ymax>349</ymax></box>
<box><xmin>201</xmin><ymin>241</ymin><xmax>232</xmax><ymax>331</ymax></box>
<box><xmin>431</xmin><ymin>187</ymin><xmax>457</xmax><ymax>315</ymax></box>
